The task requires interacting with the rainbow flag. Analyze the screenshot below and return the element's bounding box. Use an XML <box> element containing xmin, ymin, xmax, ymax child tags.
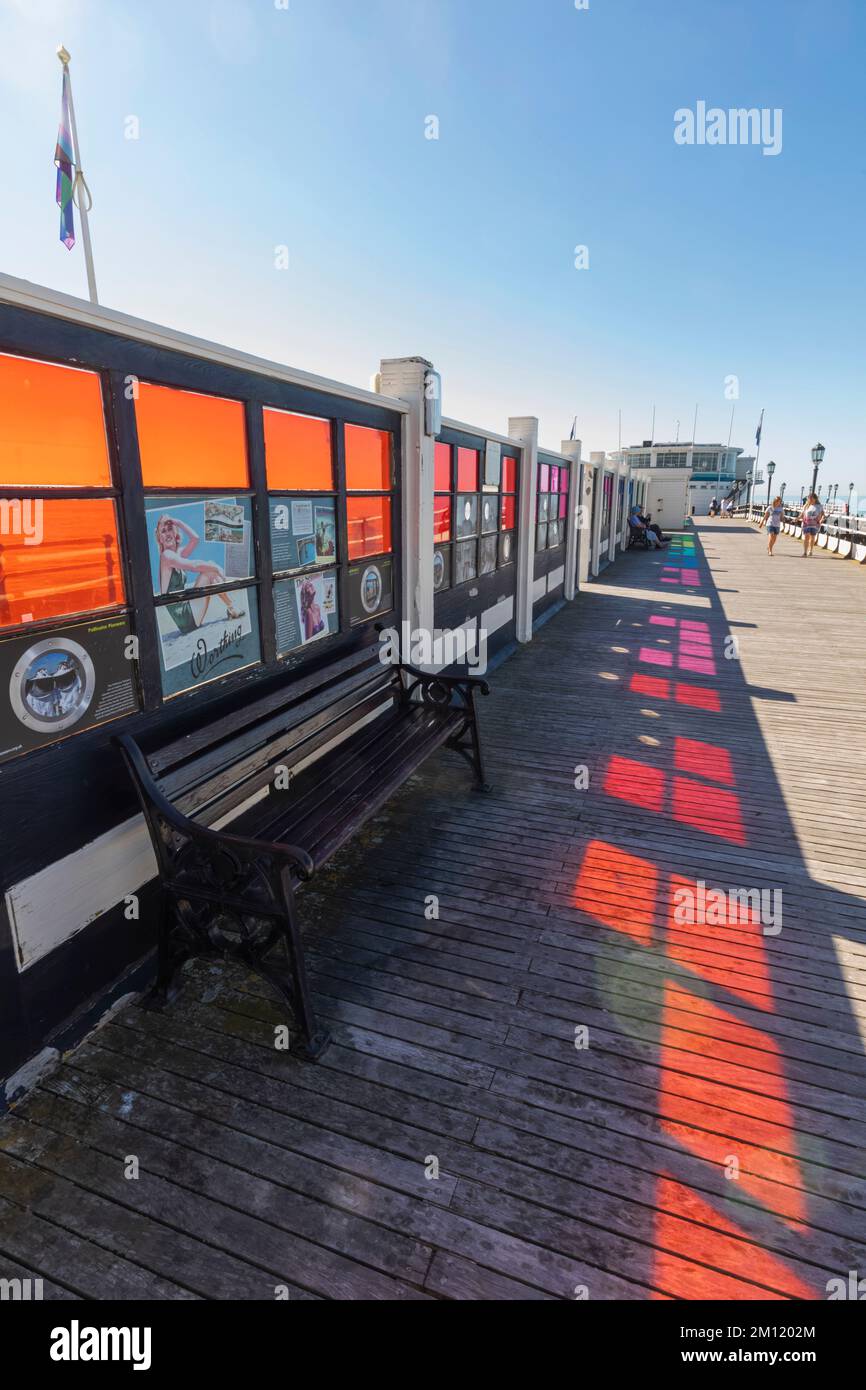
<box><xmin>54</xmin><ymin>70</ymin><xmax>75</xmax><ymax>249</ymax></box>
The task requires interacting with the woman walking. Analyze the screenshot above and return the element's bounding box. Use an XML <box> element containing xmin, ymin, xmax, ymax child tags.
<box><xmin>799</xmin><ymin>493</ymin><xmax>826</xmax><ymax>558</ymax></box>
<box><xmin>759</xmin><ymin>496</ymin><xmax>785</xmax><ymax>555</ymax></box>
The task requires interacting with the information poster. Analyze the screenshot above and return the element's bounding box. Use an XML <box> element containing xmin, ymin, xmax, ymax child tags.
<box><xmin>348</xmin><ymin>556</ymin><xmax>394</xmax><ymax>626</ymax></box>
<box><xmin>0</xmin><ymin>614</ymin><xmax>139</xmax><ymax>764</ymax></box>
<box><xmin>480</xmin><ymin>496</ymin><xmax>499</xmax><ymax>534</ymax></box>
<box><xmin>145</xmin><ymin>493</ymin><xmax>253</xmax><ymax>596</ymax></box>
<box><xmin>454</xmin><ymin>539</ymin><xmax>477</xmax><ymax>585</ymax></box>
<box><xmin>269</xmin><ymin>496</ymin><xmax>337</xmax><ymax>572</ymax></box>
<box><xmin>479</xmin><ymin>534</ymin><xmax>497</xmax><ymax>575</ymax></box>
<box><xmin>456</xmin><ymin>495</ymin><xmax>478</xmax><ymax>539</ymax></box>
<box><xmin>156</xmin><ymin>585</ymin><xmax>261</xmax><ymax>698</ymax></box>
<box><xmin>274</xmin><ymin>569</ymin><xmax>340</xmax><ymax>654</ymax></box>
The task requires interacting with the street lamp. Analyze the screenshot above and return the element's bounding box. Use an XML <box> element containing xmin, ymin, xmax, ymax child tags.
<box><xmin>810</xmin><ymin>442</ymin><xmax>825</xmax><ymax>497</ymax></box>
<box><xmin>746</xmin><ymin>469</ymin><xmax>754</xmax><ymax>511</ymax></box>
<box><xmin>848</xmin><ymin>482</ymin><xmax>855</xmax><ymax>515</ymax></box>
<box><xmin>766</xmin><ymin>459</ymin><xmax>776</xmax><ymax>505</ymax></box>
<box><xmin>780</xmin><ymin>482</ymin><xmax>787</xmax><ymax>501</ymax></box>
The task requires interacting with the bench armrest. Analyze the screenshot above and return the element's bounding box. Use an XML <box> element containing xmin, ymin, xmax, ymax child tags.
<box><xmin>398</xmin><ymin>663</ymin><xmax>491</xmax><ymax>697</ymax></box>
<box><xmin>115</xmin><ymin>733</ymin><xmax>315</xmax><ymax>882</ymax></box>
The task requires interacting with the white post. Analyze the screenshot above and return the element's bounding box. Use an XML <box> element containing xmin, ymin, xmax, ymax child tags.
<box><xmin>560</xmin><ymin>437</ymin><xmax>582</xmax><ymax>600</ymax></box>
<box><xmin>57</xmin><ymin>46</ymin><xmax>98</xmax><ymax>305</ymax></box>
<box><xmin>509</xmin><ymin>416</ymin><xmax>538</xmax><ymax>644</ymax></box>
<box><xmin>376</xmin><ymin>357</ymin><xmax>434</xmax><ymax>642</ymax></box>
<box><xmin>589</xmin><ymin>452</ymin><xmax>606</xmax><ymax>576</ymax></box>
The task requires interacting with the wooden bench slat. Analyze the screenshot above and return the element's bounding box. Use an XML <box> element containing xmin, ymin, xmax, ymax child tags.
<box><xmin>148</xmin><ymin>643</ymin><xmax>382</xmax><ymax>774</ymax></box>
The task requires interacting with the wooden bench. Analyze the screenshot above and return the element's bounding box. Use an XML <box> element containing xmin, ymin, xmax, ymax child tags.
<box><xmin>116</xmin><ymin>645</ymin><xmax>491</xmax><ymax>1060</ymax></box>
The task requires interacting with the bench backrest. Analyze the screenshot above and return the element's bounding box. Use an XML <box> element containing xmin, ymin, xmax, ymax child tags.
<box><xmin>122</xmin><ymin>644</ymin><xmax>402</xmax><ymax>828</ymax></box>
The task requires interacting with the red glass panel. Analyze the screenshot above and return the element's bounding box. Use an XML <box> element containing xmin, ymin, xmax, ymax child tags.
<box><xmin>559</xmin><ymin>493</ymin><xmax>567</xmax><ymax>519</ymax></box>
<box><xmin>346</xmin><ymin>495</ymin><xmax>391</xmax><ymax>559</ymax></box>
<box><xmin>456</xmin><ymin>447</ymin><xmax>479</xmax><ymax>493</ymax></box>
<box><xmin>501</xmin><ymin>496</ymin><xmax>516</xmax><ymax>531</ymax></box>
<box><xmin>502</xmin><ymin>455</ymin><xmax>517</xmax><ymax>493</ymax></box>
<box><xmin>433</xmin><ymin>495</ymin><xmax>451</xmax><ymax>543</ymax></box>
<box><xmin>434</xmin><ymin>442</ymin><xmax>451</xmax><ymax>492</ymax></box>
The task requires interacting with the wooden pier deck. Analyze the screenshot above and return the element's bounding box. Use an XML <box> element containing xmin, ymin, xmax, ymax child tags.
<box><xmin>2</xmin><ymin>516</ymin><xmax>865</xmax><ymax>1300</ymax></box>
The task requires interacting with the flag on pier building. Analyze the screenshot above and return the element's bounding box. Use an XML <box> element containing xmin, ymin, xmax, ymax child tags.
<box><xmin>755</xmin><ymin>410</ymin><xmax>764</xmax><ymax>448</ymax></box>
<box><xmin>54</xmin><ymin>70</ymin><xmax>75</xmax><ymax>250</ymax></box>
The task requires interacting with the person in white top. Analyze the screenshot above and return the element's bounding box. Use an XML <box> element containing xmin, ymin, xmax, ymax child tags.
<box><xmin>799</xmin><ymin>493</ymin><xmax>825</xmax><ymax>557</ymax></box>
<box><xmin>759</xmin><ymin>496</ymin><xmax>785</xmax><ymax>556</ymax></box>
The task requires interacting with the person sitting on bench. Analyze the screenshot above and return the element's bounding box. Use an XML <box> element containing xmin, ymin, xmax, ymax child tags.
<box><xmin>630</xmin><ymin>507</ymin><xmax>667</xmax><ymax>548</ymax></box>
<box><xmin>639</xmin><ymin>511</ymin><xmax>668</xmax><ymax>545</ymax></box>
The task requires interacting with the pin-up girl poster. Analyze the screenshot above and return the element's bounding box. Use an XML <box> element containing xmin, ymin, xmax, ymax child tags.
<box><xmin>296</xmin><ymin>575</ymin><xmax>326</xmax><ymax>643</ymax></box>
<box><xmin>154</xmin><ymin>513</ymin><xmax>245</xmax><ymax>634</ymax></box>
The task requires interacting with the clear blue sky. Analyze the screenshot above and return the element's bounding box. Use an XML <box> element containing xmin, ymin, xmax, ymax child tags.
<box><xmin>1</xmin><ymin>0</ymin><xmax>863</xmax><ymax>495</ymax></box>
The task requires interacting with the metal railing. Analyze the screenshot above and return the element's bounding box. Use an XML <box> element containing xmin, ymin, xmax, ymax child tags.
<box><xmin>730</xmin><ymin>503</ymin><xmax>866</xmax><ymax>560</ymax></box>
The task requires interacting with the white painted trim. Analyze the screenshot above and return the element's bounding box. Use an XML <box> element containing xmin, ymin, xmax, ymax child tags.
<box><xmin>0</xmin><ymin>273</ymin><xmax>408</xmax><ymax>414</ymax></box>
<box><xmin>7</xmin><ymin>817</ymin><xmax>157</xmax><ymax>972</ymax></box>
<box><xmin>509</xmin><ymin>417</ymin><xmax>539</xmax><ymax>643</ymax></box>
<box><xmin>532</xmin><ymin>576</ymin><xmax>547</xmax><ymax>602</ymax></box>
<box><xmin>548</xmin><ymin>565</ymin><xmax>565</xmax><ymax>591</ymax></box>
<box><xmin>482</xmin><ymin>595</ymin><xmax>514</xmax><ymax>635</ymax></box>
<box><xmin>377</xmin><ymin>358</ymin><xmax>434</xmax><ymax>636</ymax></box>
<box><xmin>561</xmin><ymin>440</ymin><xmax>582</xmax><ymax>601</ymax></box>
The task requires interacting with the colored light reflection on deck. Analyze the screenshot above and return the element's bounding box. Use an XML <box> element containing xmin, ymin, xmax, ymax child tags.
<box><xmin>572</xmin><ymin>839</ymin><xmax>657</xmax><ymax>945</ymax></box>
<box><xmin>674</xmin><ymin>737</ymin><xmax>735</xmax><ymax>786</ymax></box>
<box><xmin>653</xmin><ymin>1177</ymin><xmax>813</xmax><ymax>1296</ymax></box>
<box><xmin>570</xmin><ymin>532</ymin><xmax>812</xmax><ymax>1290</ymax></box>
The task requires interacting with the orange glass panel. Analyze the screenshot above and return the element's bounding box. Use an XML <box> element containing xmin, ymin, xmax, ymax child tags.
<box><xmin>135</xmin><ymin>383</ymin><xmax>248</xmax><ymax>489</ymax></box>
<box><xmin>433</xmin><ymin>496</ymin><xmax>451</xmax><ymax>543</ymax></box>
<box><xmin>434</xmin><ymin>442</ymin><xmax>451</xmax><ymax>492</ymax></box>
<box><xmin>0</xmin><ymin>353</ymin><xmax>111</xmax><ymax>487</ymax></box>
<box><xmin>264</xmin><ymin>409</ymin><xmax>333</xmax><ymax>491</ymax></box>
<box><xmin>0</xmin><ymin>499</ymin><xmax>124</xmax><ymax>627</ymax></box>
<box><xmin>346</xmin><ymin>496</ymin><xmax>391</xmax><ymax>560</ymax></box>
<box><xmin>345</xmin><ymin>425</ymin><xmax>390</xmax><ymax>491</ymax></box>
<box><xmin>456</xmin><ymin>448</ymin><xmax>478</xmax><ymax>493</ymax></box>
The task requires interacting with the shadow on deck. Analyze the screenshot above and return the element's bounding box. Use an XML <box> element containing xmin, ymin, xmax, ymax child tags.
<box><xmin>1</xmin><ymin>519</ymin><xmax>865</xmax><ymax>1300</ymax></box>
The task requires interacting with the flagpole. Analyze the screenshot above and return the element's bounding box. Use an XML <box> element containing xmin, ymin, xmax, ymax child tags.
<box><xmin>57</xmin><ymin>45</ymin><xmax>98</xmax><ymax>304</ymax></box>
<box><xmin>754</xmin><ymin>409</ymin><xmax>764</xmax><ymax>510</ymax></box>
<box><xmin>721</xmin><ymin>402</ymin><xmax>735</xmax><ymax>495</ymax></box>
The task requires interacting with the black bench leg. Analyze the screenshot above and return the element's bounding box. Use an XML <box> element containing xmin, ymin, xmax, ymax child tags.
<box><xmin>468</xmin><ymin>691</ymin><xmax>493</xmax><ymax>794</ymax></box>
<box><xmin>142</xmin><ymin>889</ymin><xmax>179</xmax><ymax>1011</ymax></box>
<box><xmin>277</xmin><ymin>869</ymin><xmax>332</xmax><ymax>1061</ymax></box>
